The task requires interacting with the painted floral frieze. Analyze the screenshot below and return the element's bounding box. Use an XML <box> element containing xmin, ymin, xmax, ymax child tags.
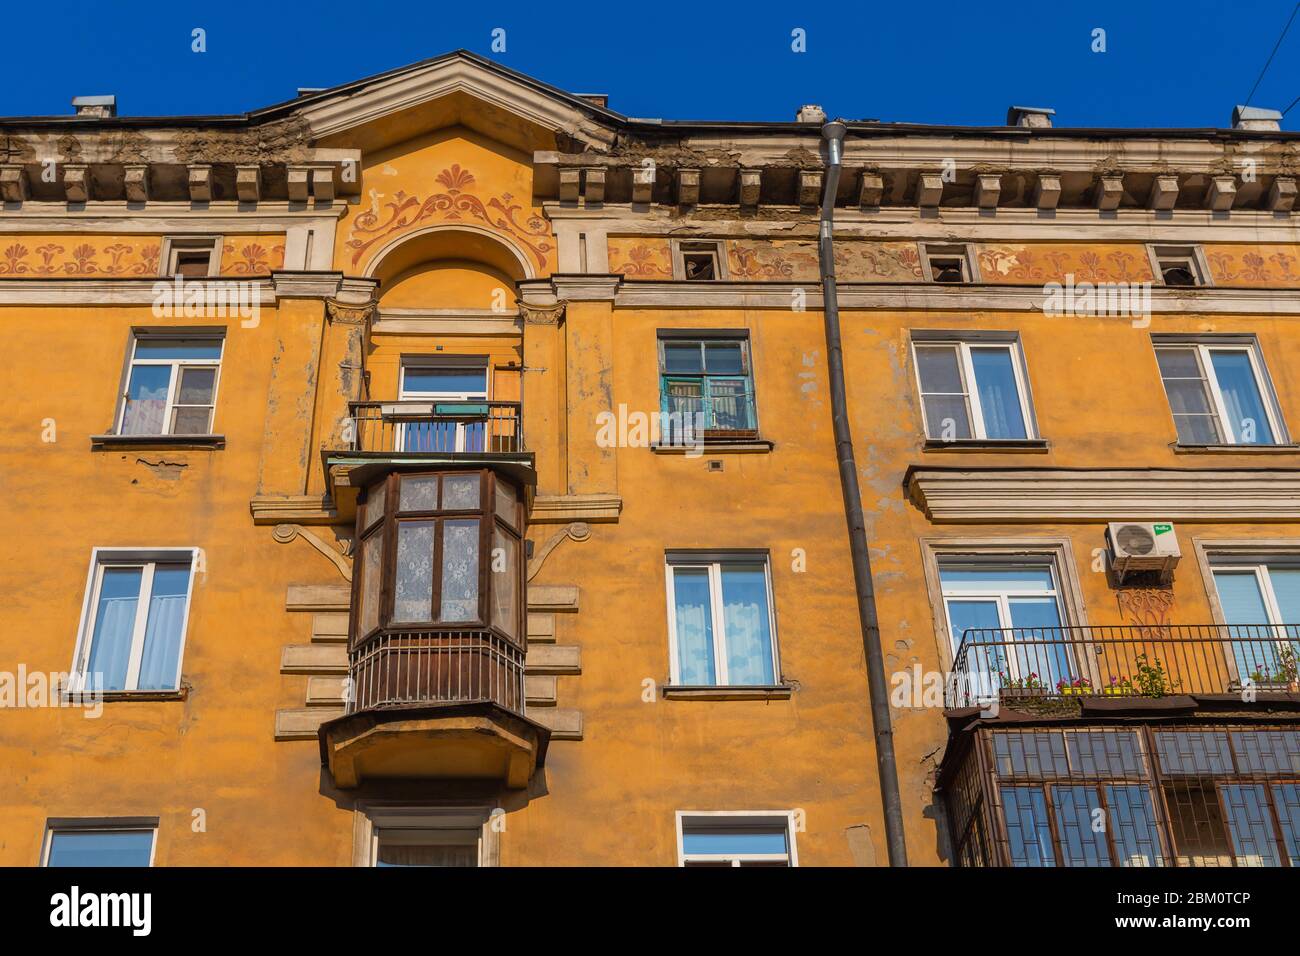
<box><xmin>608</xmin><ymin>237</ymin><xmax>672</xmax><ymax>277</ymax></box>
<box><xmin>0</xmin><ymin>235</ymin><xmax>285</xmax><ymax>277</ymax></box>
<box><xmin>1203</xmin><ymin>244</ymin><xmax>1300</xmax><ymax>286</ymax></box>
<box><xmin>978</xmin><ymin>244</ymin><xmax>1154</xmax><ymax>284</ymax></box>
<box><xmin>345</xmin><ymin>164</ymin><xmax>555</xmax><ymax>272</ymax></box>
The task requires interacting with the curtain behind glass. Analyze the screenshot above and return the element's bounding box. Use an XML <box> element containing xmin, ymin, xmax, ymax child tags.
<box><xmin>120</xmin><ymin>366</ymin><xmax>170</xmax><ymax>435</ymax></box>
<box><xmin>87</xmin><ymin>568</ymin><xmax>142</xmax><ymax>690</ymax></box>
<box><xmin>720</xmin><ymin>566</ymin><xmax>773</xmax><ymax>684</ymax></box>
<box><xmin>672</xmin><ymin>569</ymin><xmax>715</xmax><ymax>684</ymax></box>
<box><xmin>970</xmin><ymin>348</ymin><xmax>1027</xmax><ymax>439</ymax></box>
<box><xmin>136</xmin><ymin>565</ymin><xmax>190</xmax><ymax>690</ymax></box>
<box><xmin>1209</xmin><ymin>351</ymin><xmax>1274</xmax><ymax>444</ymax></box>
<box><xmin>1213</xmin><ymin>570</ymin><xmax>1282</xmax><ymax>679</ymax></box>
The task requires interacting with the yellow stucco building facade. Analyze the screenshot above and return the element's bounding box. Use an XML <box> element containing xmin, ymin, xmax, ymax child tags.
<box><xmin>3</xmin><ymin>54</ymin><xmax>1300</xmax><ymax>867</ymax></box>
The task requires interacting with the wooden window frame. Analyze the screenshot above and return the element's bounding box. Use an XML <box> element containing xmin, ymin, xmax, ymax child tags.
<box><xmin>1146</xmin><ymin>243</ymin><xmax>1212</xmax><ymax>288</ymax></box>
<box><xmin>671</xmin><ymin>239</ymin><xmax>727</xmax><ymax>281</ymax></box>
<box><xmin>919</xmin><ymin>242</ymin><xmax>980</xmax><ymax>283</ymax></box>
<box><xmin>69</xmin><ymin>547</ymin><xmax>199</xmax><ymax>694</ymax></box>
<box><xmin>656</xmin><ymin>332</ymin><xmax>759</xmax><ymax>439</ymax></box>
<box><xmin>159</xmin><ymin>235</ymin><xmax>222</xmax><ymax>278</ymax></box>
<box><xmin>351</xmin><ymin>470</ymin><xmax>525</xmax><ymax>646</ymax></box>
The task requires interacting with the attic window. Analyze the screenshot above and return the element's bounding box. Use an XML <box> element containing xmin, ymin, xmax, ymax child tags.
<box><xmin>921</xmin><ymin>244</ymin><xmax>975</xmax><ymax>284</ymax></box>
<box><xmin>676</xmin><ymin>241</ymin><xmax>725</xmax><ymax>281</ymax></box>
<box><xmin>161</xmin><ymin>237</ymin><xmax>220</xmax><ymax>278</ymax></box>
<box><xmin>1150</xmin><ymin>245</ymin><xmax>1208</xmax><ymax>288</ymax></box>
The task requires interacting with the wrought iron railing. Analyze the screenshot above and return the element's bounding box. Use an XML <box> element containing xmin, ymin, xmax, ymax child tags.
<box><xmin>347</xmin><ymin>630</ymin><xmax>526</xmax><ymax>714</ymax></box>
<box><xmin>346</xmin><ymin>401</ymin><xmax>521</xmax><ymax>454</ymax></box>
<box><xmin>946</xmin><ymin>624</ymin><xmax>1300</xmax><ymax>708</ymax></box>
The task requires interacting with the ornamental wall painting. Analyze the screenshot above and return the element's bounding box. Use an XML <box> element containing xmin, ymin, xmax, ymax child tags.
<box><xmin>1202</xmin><ymin>243</ymin><xmax>1300</xmax><ymax>286</ymax></box>
<box><xmin>977</xmin><ymin>243</ymin><xmax>1155</xmax><ymax>284</ymax></box>
<box><xmin>344</xmin><ymin>164</ymin><xmax>556</xmax><ymax>274</ymax></box>
<box><xmin>0</xmin><ymin>235</ymin><xmax>285</xmax><ymax>277</ymax></box>
<box><xmin>608</xmin><ymin>237</ymin><xmax>672</xmax><ymax>277</ymax></box>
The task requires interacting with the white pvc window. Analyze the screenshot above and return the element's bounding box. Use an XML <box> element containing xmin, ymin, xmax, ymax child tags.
<box><xmin>1155</xmin><ymin>343</ymin><xmax>1284</xmax><ymax>446</ymax></box>
<box><xmin>676</xmin><ymin>812</ymin><xmax>798</xmax><ymax>866</ymax></box>
<box><xmin>71</xmin><ymin>549</ymin><xmax>198</xmax><ymax>693</ymax></box>
<box><xmin>665</xmin><ymin>555</ymin><xmax>778</xmax><ymax>686</ymax></box>
<box><xmin>116</xmin><ymin>336</ymin><xmax>223</xmax><ymax>436</ymax></box>
<box><xmin>42</xmin><ymin>823</ymin><xmax>156</xmax><ymax>867</ymax></box>
<box><xmin>914</xmin><ymin>340</ymin><xmax>1034</xmax><ymax>440</ymax></box>
<box><xmin>396</xmin><ymin>362</ymin><xmax>489</xmax><ymax>453</ymax></box>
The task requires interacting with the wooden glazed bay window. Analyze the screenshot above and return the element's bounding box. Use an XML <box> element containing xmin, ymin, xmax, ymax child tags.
<box><xmin>350</xmin><ymin>469</ymin><xmax>526</xmax><ymax>713</ymax></box>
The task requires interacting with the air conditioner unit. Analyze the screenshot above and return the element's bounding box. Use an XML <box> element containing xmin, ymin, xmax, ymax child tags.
<box><xmin>1106</xmin><ymin>521</ymin><xmax>1181</xmax><ymax>582</ymax></box>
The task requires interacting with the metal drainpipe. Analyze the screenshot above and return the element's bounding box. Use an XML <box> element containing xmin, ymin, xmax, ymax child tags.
<box><xmin>818</xmin><ymin>119</ymin><xmax>909</xmax><ymax>866</ymax></box>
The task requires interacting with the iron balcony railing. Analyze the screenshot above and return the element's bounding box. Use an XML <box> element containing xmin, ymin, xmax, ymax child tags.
<box><xmin>347</xmin><ymin>401</ymin><xmax>521</xmax><ymax>455</ymax></box>
<box><xmin>346</xmin><ymin>630</ymin><xmax>526</xmax><ymax>715</ymax></box>
<box><xmin>947</xmin><ymin>623</ymin><xmax>1300</xmax><ymax>708</ymax></box>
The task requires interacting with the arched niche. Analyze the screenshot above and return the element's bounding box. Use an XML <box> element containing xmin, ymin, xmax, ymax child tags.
<box><xmin>366</xmin><ymin>225</ymin><xmax>531</xmax><ymax>311</ymax></box>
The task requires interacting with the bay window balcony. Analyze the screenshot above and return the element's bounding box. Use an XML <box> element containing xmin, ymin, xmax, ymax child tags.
<box><xmin>319</xmin><ymin>467</ymin><xmax>548</xmax><ymax>789</ymax></box>
<box><xmin>348</xmin><ymin>401</ymin><xmax>521</xmax><ymax>455</ymax></box>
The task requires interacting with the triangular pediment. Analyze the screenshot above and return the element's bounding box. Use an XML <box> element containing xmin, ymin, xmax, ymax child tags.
<box><xmin>256</xmin><ymin>50</ymin><xmax>620</xmax><ymax>155</ymax></box>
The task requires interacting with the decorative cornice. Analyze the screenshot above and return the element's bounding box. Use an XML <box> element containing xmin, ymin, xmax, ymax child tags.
<box><xmin>907</xmin><ymin>467</ymin><xmax>1300</xmax><ymax>522</ymax></box>
<box><xmin>529</xmin><ymin>494</ymin><xmax>622</xmax><ymax>523</ymax></box>
<box><xmin>273</xmin><ymin>524</ymin><xmax>353</xmax><ymax>581</ymax></box>
<box><xmin>527</xmin><ymin>522</ymin><xmax>591</xmax><ymax>582</ymax></box>
<box><xmin>250</xmin><ymin>494</ymin><xmax>340</xmax><ymax>525</ymax></box>
<box><xmin>270</xmin><ymin>271</ymin><xmax>378</xmax><ymax>302</ymax></box>
<box><xmin>0</xmin><ymin>277</ymin><xmax>274</xmax><ymax>305</ymax></box>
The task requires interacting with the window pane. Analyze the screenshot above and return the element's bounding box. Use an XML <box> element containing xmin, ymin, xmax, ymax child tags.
<box><xmin>170</xmin><ymin>406</ymin><xmax>212</xmax><ymax>434</ymax></box>
<box><xmin>362</xmin><ymin>481</ymin><xmax>386</xmax><ymax>530</ymax></box>
<box><xmin>922</xmin><ymin>396</ymin><xmax>972</xmax><ymax>439</ymax></box>
<box><xmin>1155</xmin><ymin>730</ymin><xmax>1233</xmax><ymax>775</ymax></box>
<box><xmin>1067</xmin><ymin>730</ymin><xmax>1144</xmax><ymax>777</ymax></box>
<box><xmin>1273</xmin><ymin>783</ymin><xmax>1300</xmax><ymax>865</ymax></box>
<box><xmin>707</xmin><ymin>379</ymin><xmax>755</xmax><ymax>430</ymax></box>
<box><xmin>491</xmin><ymin>529</ymin><xmax>519</xmax><ymax>639</ymax></box>
<box><xmin>398</xmin><ymin>476</ymin><xmax>439</xmax><ymax>513</ymax></box>
<box><xmin>136</xmin><ymin>564</ymin><xmax>190</xmax><ymax>690</ymax></box>
<box><xmin>940</xmin><ymin>567</ymin><xmax>1055</xmax><ymax>592</ymax></box>
<box><xmin>47</xmin><ymin>830</ymin><xmax>153</xmax><ymax>867</ymax></box>
<box><xmin>1052</xmin><ymin>785</ymin><xmax>1109</xmax><ymax>866</ymax></box>
<box><xmin>1231</xmin><ymin>730</ymin><xmax>1300</xmax><ymax>775</ymax></box>
<box><xmin>442</xmin><ymin>474</ymin><xmax>480</xmax><ymax>511</ymax></box>
<box><xmin>703</xmin><ymin>341</ymin><xmax>745</xmax><ymax>375</ymax></box>
<box><xmin>403</xmin><ymin>367</ymin><xmax>487</xmax><ymax>395</ymax></box>
<box><xmin>1001</xmin><ymin>786</ymin><xmax>1055</xmax><ymax>866</ymax></box>
<box><xmin>993</xmin><ymin>732</ymin><xmax>1069</xmax><ymax>778</ymax></box>
<box><xmin>392</xmin><ymin>521</ymin><xmax>435</xmax><ymax>623</ymax></box>
<box><xmin>494</xmin><ymin>478</ymin><xmax>518</xmax><ymax>530</ymax></box>
<box><xmin>134</xmin><ymin>339</ymin><xmax>221</xmax><ymax>360</ymax></box>
<box><xmin>681</xmin><ymin>828</ymin><xmax>787</xmax><ymax>856</ymax></box>
<box><xmin>1221</xmin><ymin>784</ymin><xmax>1281</xmax><ymax>867</ymax></box>
<box><xmin>1107</xmin><ymin>785</ymin><xmax>1165</xmax><ymax>866</ymax></box>
<box><xmin>1213</xmin><ymin>570</ymin><xmax>1282</xmax><ymax>678</ymax></box>
<box><xmin>663</xmin><ymin>342</ymin><xmax>704</xmax><ymax>374</ymax></box>
<box><xmin>915</xmin><ymin>345</ymin><xmax>964</xmax><ymax>393</ymax></box>
<box><xmin>1172</xmin><ymin>412</ymin><xmax>1224</xmax><ymax>445</ymax></box>
<box><xmin>970</xmin><ymin>347</ymin><xmax>1027</xmax><ymax>439</ymax></box>
<box><xmin>358</xmin><ymin>534</ymin><xmax>382</xmax><ymax>636</ymax></box>
<box><xmin>87</xmin><ymin>567</ymin><xmax>143</xmax><ymax>691</ymax></box>
<box><xmin>1155</xmin><ymin>347</ymin><xmax>1203</xmax><ymax>379</ymax></box>
<box><xmin>1210</xmin><ymin>350</ymin><xmax>1275</xmax><ymax>444</ymax></box>
<box><xmin>720</xmin><ymin>565</ymin><xmax>774</xmax><ymax>684</ymax></box>
<box><xmin>121</xmin><ymin>365</ymin><xmax>171</xmax><ymax>435</ymax></box>
<box><xmin>377</xmin><ymin>831</ymin><xmax>478</xmax><ymax>867</ymax></box>
<box><xmin>672</xmin><ymin>568</ymin><xmax>715</xmax><ymax>684</ymax></box>
<box><xmin>663</xmin><ymin>379</ymin><xmax>703</xmax><ymax>419</ymax></box>
<box><xmin>439</xmin><ymin>520</ymin><xmax>480</xmax><ymax>622</ymax></box>
<box><xmin>176</xmin><ymin>366</ymin><xmax>216</xmax><ymax>405</ymax></box>
<box><xmin>1008</xmin><ymin>597</ymin><xmax>1068</xmax><ymax>689</ymax></box>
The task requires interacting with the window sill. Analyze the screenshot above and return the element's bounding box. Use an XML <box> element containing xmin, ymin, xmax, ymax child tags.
<box><xmin>61</xmin><ymin>688</ymin><xmax>188</xmax><ymax>703</ymax></box>
<box><xmin>650</xmin><ymin>438</ymin><xmax>774</xmax><ymax>455</ymax></box>
<box><xmin>90</xmin><ymin>433</ymin><xmax>225</xmax><ymax>451</ymax></box>
<box><xmin>662</xmin><ymin>684</ymin><xmax>793</xmax><ymax>701</ymax></box>
<box><xmin>923</xmin><ymin>438</ymin><xmax>1049</xmax><ymax>453</ymax></box>
<box><xmin>1172</xmin><ymin>442</ymin><xmax>1300</xmax><ymax>454</ymax></box>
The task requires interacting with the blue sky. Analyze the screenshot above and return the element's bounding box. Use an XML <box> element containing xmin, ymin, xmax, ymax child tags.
<box><xmin>2</xmin><ymin>0</ymin><xmax>1297</xmax><ymax>128</ymax></box>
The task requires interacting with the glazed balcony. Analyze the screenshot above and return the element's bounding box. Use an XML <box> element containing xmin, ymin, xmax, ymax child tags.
<box><xmin>946</xmin><ymin>623</ymin><xmax>1300</xmax><ymax>708</ymax></box>
<box><xmin>348</xmin><ymin>400</ymin><xmax>522</xmax><ymax>455</ymax></box>
<box><xmin>318</xmin><ymin>468</ymin><xmax>548</xmax><ymax>789</ymax></box>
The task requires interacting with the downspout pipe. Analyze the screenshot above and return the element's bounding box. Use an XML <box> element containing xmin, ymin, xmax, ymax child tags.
<box><xmin>818</xmin><ymin>119</ymin><xmax>909</xmax><ymax>866</ymax></box>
